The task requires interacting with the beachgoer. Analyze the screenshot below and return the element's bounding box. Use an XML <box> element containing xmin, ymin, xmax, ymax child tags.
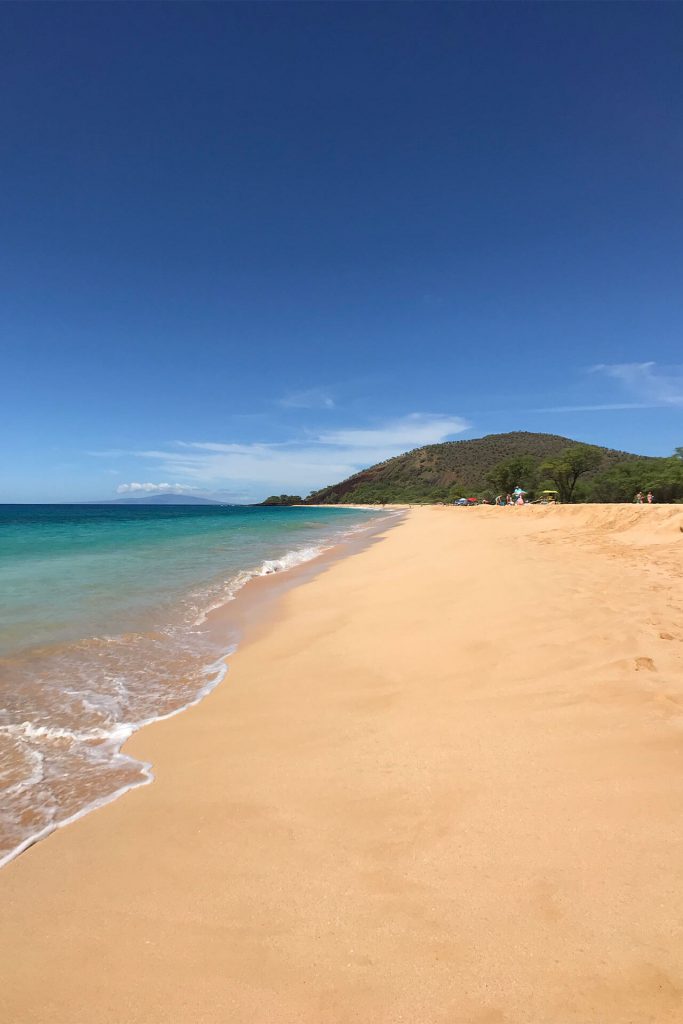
<box><xmin>506</xmin><ymin>493</ymin><xmax>513</xmax><ymax>506</ymax></box>
<box><xmin>516</xmin><ymin>495</ymin><xmax>524</xmax><ymax>506</ymax></box>
<box><xmin>647</xmin><ymin>491</ymin><xmax>654</xmax><ymax>504</ymax></box>
<box><xmin>635</xmin><ymin>491</ymin><xmax>644</xmax><ymax>504</ymax></box>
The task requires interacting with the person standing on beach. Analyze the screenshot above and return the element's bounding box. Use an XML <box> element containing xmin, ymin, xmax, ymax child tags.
<box><xmin>635</xmin><ymin>491</ymin><xmax>644</xmax><ymax>504</ymax></box>
<box><xmin>647</xmin><ymin>491</ymin><xmax>654</xmax><ymax>504</ymax></box>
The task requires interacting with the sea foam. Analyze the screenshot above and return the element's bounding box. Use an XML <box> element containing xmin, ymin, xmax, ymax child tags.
<box><xmin>0</xmin><ymin>505</ymin><xmax>394</xmax><ymax>867</ymax></box>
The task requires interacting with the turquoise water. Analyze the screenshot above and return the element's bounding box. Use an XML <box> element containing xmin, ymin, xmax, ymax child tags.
<box><xmin>0</xmin><ymin>503</ymin><xmax>388</xmax><ymax>866</ymax></box>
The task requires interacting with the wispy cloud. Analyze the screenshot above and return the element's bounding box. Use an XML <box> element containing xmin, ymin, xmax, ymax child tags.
<box><xmin>278</xmin><ymin>387</ymin><xmax>335</xmax><ymax>410</ymax></box>
<box><xmin>317</xmin><ymin>414</ymin><xmax>468</xmax><ymax>449</ymax></box>
<box><xmin>591</xmin><ymin>362</ymin><xmax>683</xmax><ymax>407</ymax></box>
<box><xmin>116</xmin><ymin>481</ymin><xmax>194</xmax><ymax>495</ymax></box>
<box><xmin>96</xmin><ymin>413</ymin><xmax>469</xmax><ymax>500</ymax></box>
<box><xmin>533</xmin><ymin>402</ymin><xmax>652</xmax><ymax>413</ymax></box>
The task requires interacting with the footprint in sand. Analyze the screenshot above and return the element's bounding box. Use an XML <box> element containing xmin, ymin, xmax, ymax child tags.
<box><xmin>635</xmin><ymin>656</ymin><xmax>657</xmax><ymax>672</ymax></box>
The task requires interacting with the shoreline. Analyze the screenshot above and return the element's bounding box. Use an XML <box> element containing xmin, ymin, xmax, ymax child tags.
<box><xmin>2</xmin><ymin>505</ymin><xmax>683</xmax><ymax>1022</ymax></box>
<box><xmin>0</xmin><ymin>508</ymin><xmax>399</xmax><ymax>871</ymax></box>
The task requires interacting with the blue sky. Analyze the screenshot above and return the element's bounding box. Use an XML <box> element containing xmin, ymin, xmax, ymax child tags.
<box><xmin>2</xmin><ymin>3</ymin><xmax>682</xmax><ymax>502</ymax></box>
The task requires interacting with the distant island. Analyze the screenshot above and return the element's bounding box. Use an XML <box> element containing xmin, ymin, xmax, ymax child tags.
<box><xmin>105</xmin><ymin>493</ymin><xmax>227</xmax><ymax>506</ymax></box>
<box><xmin>302</xmin><ymin>432</ymin><xmax>683</xmax><ymax>505</ymax></box>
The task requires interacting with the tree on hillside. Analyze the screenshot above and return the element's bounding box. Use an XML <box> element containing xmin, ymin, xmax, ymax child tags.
<box><xmin>487</xmin><ymin>455</ymin><xmax>537</xmax><ymax>496</ymax></box>
<box><xmin>540</xmin><ymin>445</ymin><xmax>602</xmax><ymax>503</ymax></box>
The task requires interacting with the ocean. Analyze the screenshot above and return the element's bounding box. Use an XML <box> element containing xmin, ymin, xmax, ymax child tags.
<box><xmin>0</xmin><ymin>503</ymin><xmax>389</xmax><ymax>866</ymax></box>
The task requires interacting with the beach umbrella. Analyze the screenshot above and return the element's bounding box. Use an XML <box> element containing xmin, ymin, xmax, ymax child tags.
<box><xmin>513</xmin><ymin>487</ymin><xmax>527</xmax><ymax>496</ymax></box>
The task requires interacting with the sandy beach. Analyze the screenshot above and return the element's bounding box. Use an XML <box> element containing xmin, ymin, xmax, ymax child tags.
<box><xmin>2</xmin><ymin>505</ymin><xmax>683</xmax><ymax>1024</ymax></box>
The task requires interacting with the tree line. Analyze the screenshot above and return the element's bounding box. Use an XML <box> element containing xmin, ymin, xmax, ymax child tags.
<box><xmin>487</xmin><ymin>445</ymin><xmax>683</xmax><ymax>504</ymax></box>
<box><xmin>261</xmin><ymin>494</ymin><xmax>303</xmax><ymax>506</ymax></box>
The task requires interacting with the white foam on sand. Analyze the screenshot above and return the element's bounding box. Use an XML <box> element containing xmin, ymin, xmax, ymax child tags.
<box><xmin>0</xmin><ymin>512</ymin><xmax>398</xmax><ymax>870</ymax></box>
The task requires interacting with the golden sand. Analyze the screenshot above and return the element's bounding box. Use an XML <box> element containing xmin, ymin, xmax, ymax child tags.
<box><xmin>1</xmin><ymin>505</ymin><xmax>683</xmax><ymax>1023</ymax></box>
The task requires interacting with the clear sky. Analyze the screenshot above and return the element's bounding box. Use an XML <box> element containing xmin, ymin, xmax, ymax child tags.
<box><xmin>2</xmin><ymin>2</ymin><xmax>682</xmax><ymax>502</ymax></box>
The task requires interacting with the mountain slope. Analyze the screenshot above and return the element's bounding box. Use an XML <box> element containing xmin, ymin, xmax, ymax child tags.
<box><xmin>305</xmin><ymin>432</ymin><xmax>659</xmax><ymax>503</ymax></box>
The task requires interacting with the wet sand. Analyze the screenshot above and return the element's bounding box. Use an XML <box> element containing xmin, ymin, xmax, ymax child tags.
<box><xmin>2</xmin><ymin>505</ymin><xmax>683</xmax><ymax>1023</ymax></box>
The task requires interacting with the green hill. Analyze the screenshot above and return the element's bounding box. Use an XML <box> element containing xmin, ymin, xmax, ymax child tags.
<box><xmin>305</xmin><ymin>431</ymin><xmax>668</xmax><ymax>504</ymax></box>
